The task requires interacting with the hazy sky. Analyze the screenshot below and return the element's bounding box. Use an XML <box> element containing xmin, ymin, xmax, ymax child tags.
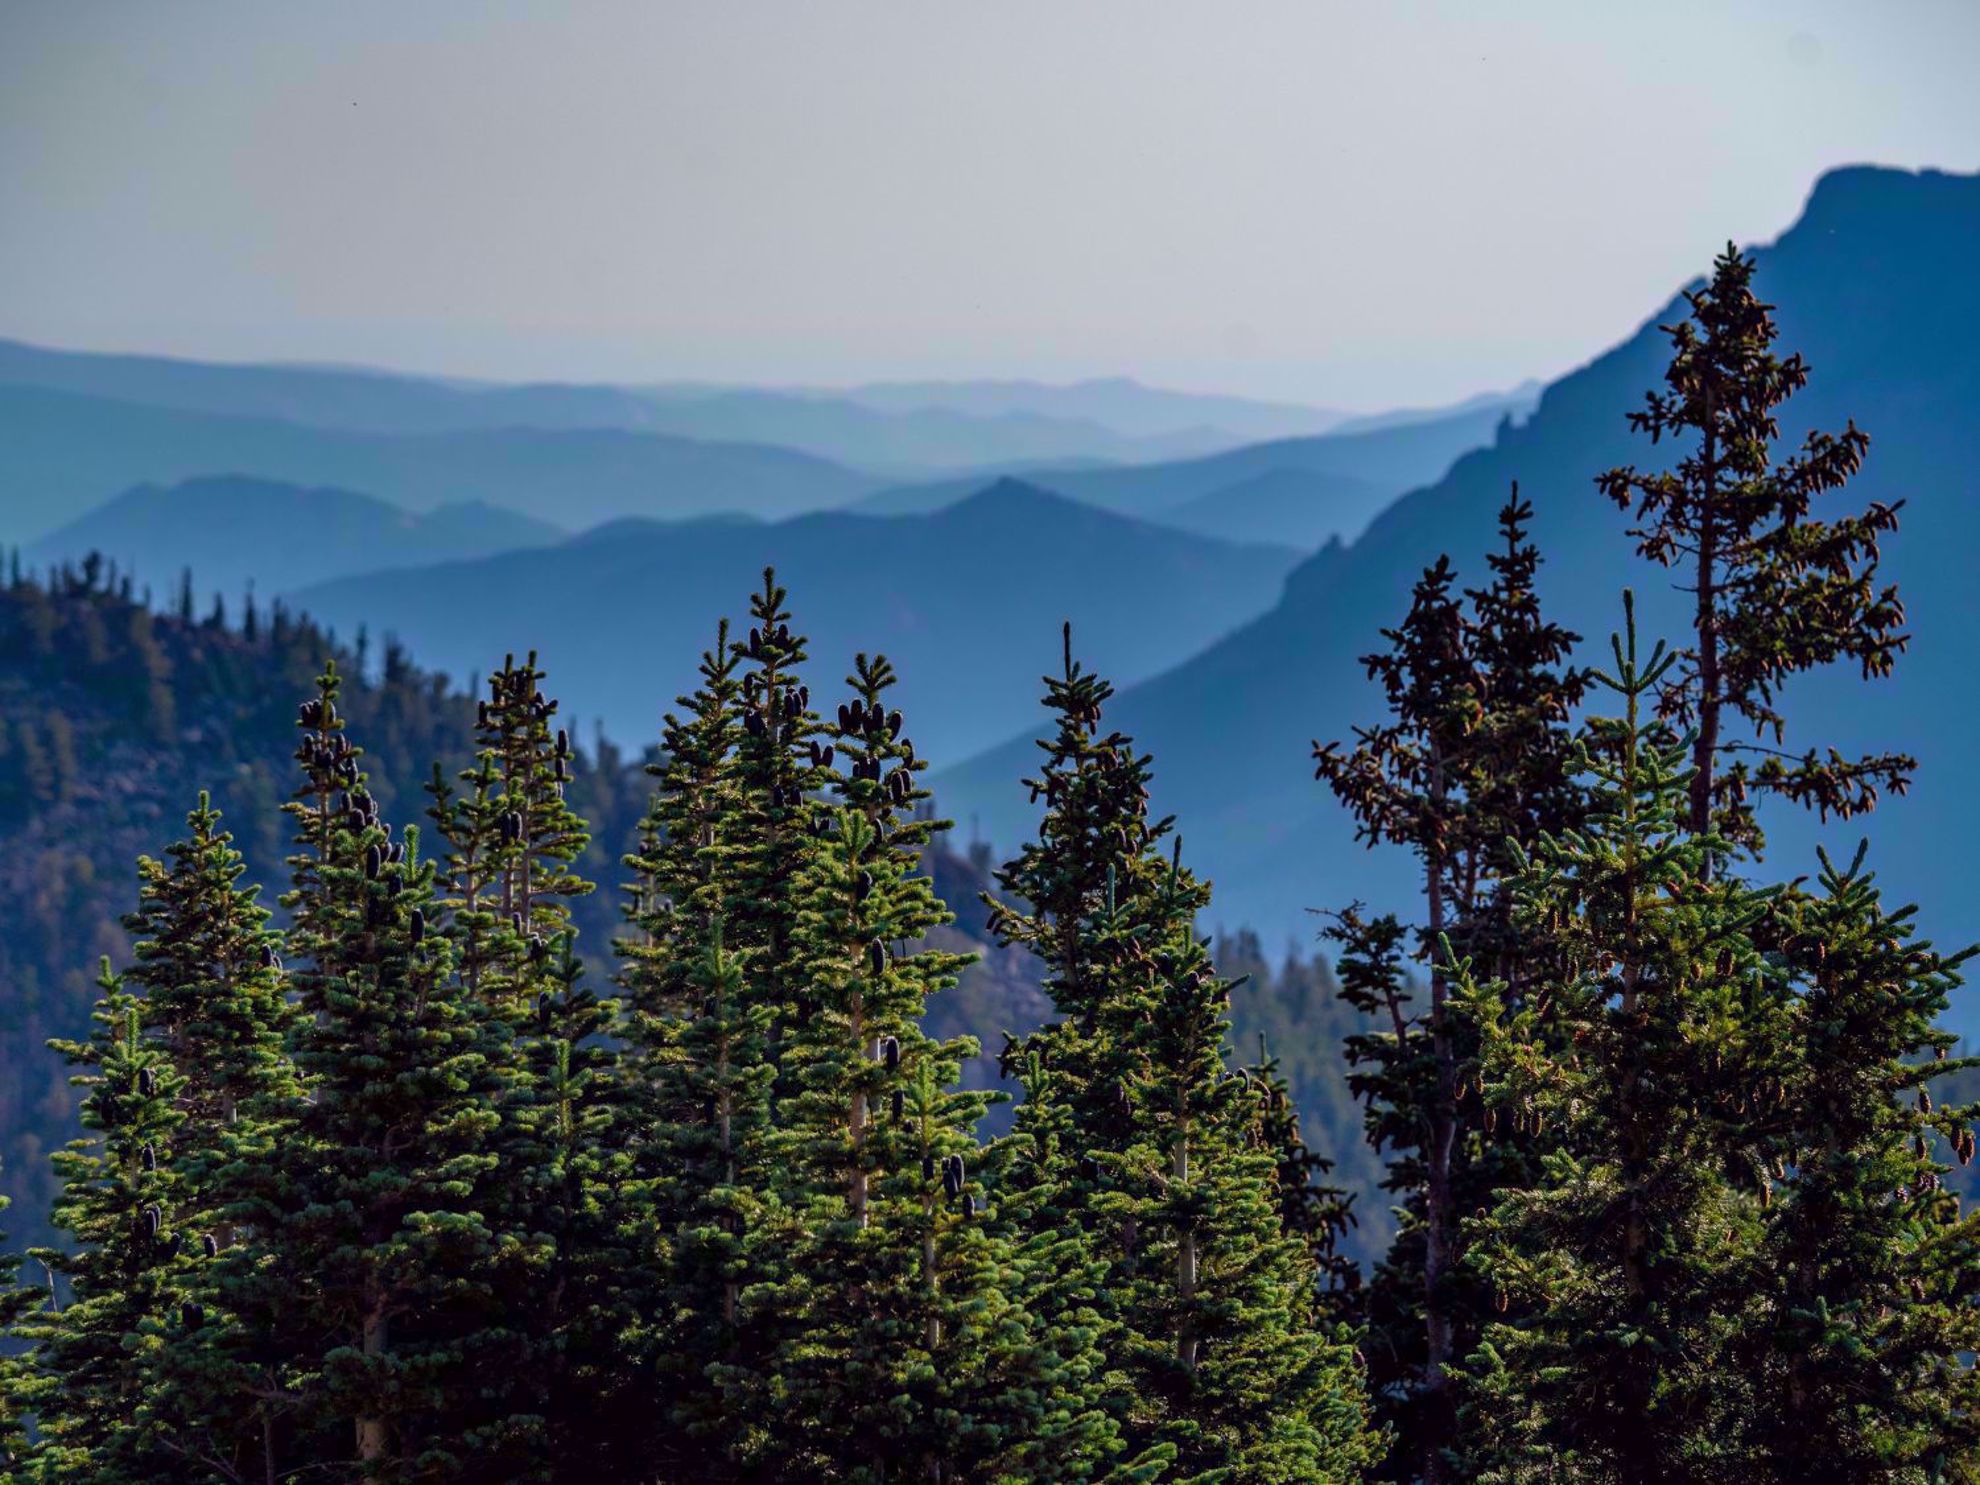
<box><xmin>2</xmin><ymin>1</ymin><xmax>1976</xmax><ymax>409</ymax></box>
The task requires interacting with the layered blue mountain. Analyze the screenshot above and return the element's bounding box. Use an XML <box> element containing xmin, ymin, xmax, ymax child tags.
<box><xmin>832</xmin><ymin>376</ymin><xmax>1350</xmax><ymax>443</ymax></box>
<box><xmin>939</xmin><ymin>167</ymin><xmax>1980</xmax><ymax>1026</ymax></box>
<box><xmin>856</xmin><ymin>386</ymin><xmax>1538</xmax><ymax>550</ymax></box>
<box><xmin>0</xmin><ymin>338</ymin><xmax>1336</xmax><ymax>482</ymax></box>
<box><xmin>27</xmin><ymin>476</ymin><xmax>561</xmax><ymax>599</ymax></box>
<box><xmin>291</xmin><ymin>480</ymin><xmax>1301</xmax><ymax>768</ymax></box>
<box><xmin>0</xmin><ymin>384</ymin><xmax>876</xmax><ymax>542</ymax></box>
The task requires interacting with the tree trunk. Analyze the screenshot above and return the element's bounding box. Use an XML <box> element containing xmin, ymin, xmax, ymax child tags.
<box><xmin>1175</xmin><ymin>1124</ymin><xmax>1198</xmax><ymax>1372</ymax></box>
<box><xmin>1689</xmin><ymin>392</ymin><xmax>1721</xmax><ymax>855</ymax></box>
<box><xmin>1421</xmin><ymin>748</ymin><xmax>1455</xmax><ymax>1485</ymax></box>
<box><xmin>356</xmin><ymin>1295</ymin><xmax>388</xmax><ymax>1466</ymax></box>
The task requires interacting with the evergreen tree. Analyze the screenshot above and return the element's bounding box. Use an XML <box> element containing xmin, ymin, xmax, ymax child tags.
<box><xmin>22</xmin><ymin>966</ymin><xmax>196</xmax><ymax>1482</ymax></box>
<box><xmin>1456</xmin><ymin>599</ymin><xmax>1791</xmax><ymax>1484</ymax></box>
<box><xmin>1597</xmin><ymin>243</ymin><xmax>1910</xmax><ymax>851</ymax></box>
<box><xmin>729</xmin><ymin>570</ymin><xmax>831</xmax><ymax>1092</ymax></box>
<box><xmin>616</xmin><ymin>622</ymin><xmax>779</xmax><ymax>1478</ymax></box>
<box><xmin>997</xmin><ymin>631</ymin><xmax>1377</xmax><ymax>1481</ymax></box>
<box><xmin>1239</xmin><ymin>1035</ymin><xmax>1360</xmax><ymax>1320</ymax></box>
<box><xmin>120</xmin><ymin>791</ymin><xmax>300</xmax><ymax>1174</ymax></box>
<box><xmin>1314</xmin><ymin>493</ymin><xmax>1585</xmax><ymax>1480</ymax></box>
<box><xmin>112</xmin><ymin>793</ymin><xmax>303</xmax><ymax>1481</ymax></box>
<box><xmin>1738</xmin><ymin>846</ymin><xmax>1980</xmax><ymax>1480</ymax></box>
<box><xmin>225</xmin><ymin>668</ymin><xmax>531</xmax><ymax>1480</ymax></box>
<box><xmin>0</xmin><ymin>1170</ymin><xmax>31</xmax><ymax>1483</ymax></box>
<box><xmin>434</xmin><ymin>653</ymin><xmax>621</xmax><ymax>1479</ymax></box>
<box><xmin>761</xmin><ymin>653</ymin><xmax>1121</xmax><ymax>1482</ymax></box>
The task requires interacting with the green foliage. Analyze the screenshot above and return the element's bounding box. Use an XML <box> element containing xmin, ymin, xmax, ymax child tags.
<box><xmin>1314</xmin><ymin>493</ymin><xmax>1587</xmax><ymax>1481</ymax></box>
<box><xmin>1597</xmin><ymin>243</ymin><xmax>1911</xmax><ymax>845</ymax></box>
<box><xmin>1456</xmin><ymin>603</ymin><xmax>1795</xmax><ymax>1483</ymax></box>
<box><xmin>994</xmin><ymin>630</ymin><xmax>1379</xmax><ymax>1482</ymax></box>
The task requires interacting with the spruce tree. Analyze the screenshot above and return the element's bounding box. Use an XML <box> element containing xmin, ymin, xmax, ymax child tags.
<box><xmin>616</xmin><ymin>622</ymin><xmax>780</xmax><ymax>1478</ymax></box>
<box><xmin>1456</xmin><ymin>599</ymin><xmax>1792</xmax><ymax>1485</ymax></box>
<box><xmin>997</xmin><ymin>631</ymin><xmax>1377</xmax><ymax>1481</ymax></box>
<box><xmin>225</xmin><ymin>668</ymin><xmax>531</xmax><ymax>1480</ymax></box>
<box><xmin>22</xmin><ymin>965</ymin><xmax>196</xmax><ymax>1481</ymax></box>
<box><xmin>1597</xmin><ymin>243</ymin><xmax>1910</xmax><ymax>851</ymax></box>
<box><xmin>0</xmin><ymin>1171</ymin><xmax>31</xmax><ymax>1483</ymax></box>
<box><xmin>760</xmin><ymin>653</ymin><xmax>1121</xmax><ymax>1482</ymax></box>
<box><xmin>1738</xmin><ymin>846</ymin><xmax>1980</xmax><ymax>1479</ymax></box>
<box><xmin>112</xmin><ymin>793</ymin><xmax>303</xmax><ymax>1480</ymax></box>
<box><xmin>1314</xmin><ymin>493</ymin><xmax>1585</xmax><ymax>1480</ymax></box>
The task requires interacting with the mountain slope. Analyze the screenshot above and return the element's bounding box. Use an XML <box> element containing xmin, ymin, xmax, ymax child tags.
<box><xmin>27</xmin><ymin>475</ymin><xmax>562</xmax><ymax>599</ymax></box>
<box><xmin>938</xmin><ymin>166</ymin><xmax>1980</xmax><ymax>1028</ymax></box>
<box><xmin>0</xmin><ymin>383</ymin><xmax>876</xmax><ymax>541</ymax></box>
<box><xmin>292</xmin><ymin>479</ymin><xmax>1301</xmax><ymax>767</ymax></box>
<box><xmin>1153</xmin><ymin>468</ymin><xmax>1395</xmax><ymax>549</ymax></box>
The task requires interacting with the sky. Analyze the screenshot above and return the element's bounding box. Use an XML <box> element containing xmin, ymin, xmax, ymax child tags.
<box><xmin>2</xmin><ymin>1</ymin><xmax>1976</xmax><ymax>410</ymax></box>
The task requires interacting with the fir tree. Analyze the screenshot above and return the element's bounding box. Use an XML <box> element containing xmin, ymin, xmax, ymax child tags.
<box><xmin>730</xmin><ymin>570</ymin><xmax>830</xmax><ymax>1091</ymax></box>
<box><xmin>1314</xmin><ymin>494</ymin><xmax>1585</xmax><ymax>1480</ymax></box>
<box><xmin>22</xmin><ymin>965</ymin><xmax>196</xmax><ymax>1482</ymax></box>
<box><xmin>760</xmin><ymin>653</ymin><xmax>1120</xmax><ymax>1482</ymax></box>
<box><xmin>616</xmin><ymin>622</ymin><xmax>778</xmax><ymax>1478</ymax></box>
<box><xmin>1738</xmin><ymin>846</ymin><xmax>1980</xmax><ymax>1479</ymax></box>
<box><xmin>225</xmin><ymin>668</ymin><xmax>531</xmax><ymax>1480</ymax></box>
<box><xmin>1455</xmin><ymin>599</ymin><xmax>1792</xmax><ymax>1485</ymax></box>
<box><xmin>1597</xmin><ymin>243</ymin><xmax>1910</xmax><ymax>851</ymax></box>
<box><xmin>110</xmin><ymin>792</ymin><xmax>303</xmax><ymax>1481</ymax></box>
<box><xmin>997</xmin><ymin>631</ymin><xmax>1377</xmax><ymax>1481</ymax></box>
<box><xmin>1239</xmin><ymin>1035</ymin><xmax>1360</xmax><ymax>1320</ymax></box>
<box><xmin>440</xmin><ymin>654</ymin><xmax>619</xmax><ymax>1479</ymax></box>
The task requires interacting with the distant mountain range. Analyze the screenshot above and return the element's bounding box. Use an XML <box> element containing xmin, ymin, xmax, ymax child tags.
<box><xmin>0</xmin><ymin>383</ymin><xmax>876</xmax><ymax>542</ymax></box>
<box><xmin>0</xmin><ymin>338</ymin><xmax>1364</xmax><ymax>490</ymax></box>
<box><xmin>938</xmin><ymin>166</ymin><xmax>1980</xmax><ymax>1030</ymax></box>
<box><xmin>857</xmin><ymin>387</ymin><xmax>1537</xmax><ymax>548</ymax></box>
<box><xmin>290</xmin><ymin>479</ymin><xmax>1302</xmax><ymax>768</ymax></box>
<box><xmin>819</xmin><ymin>376</ymin><xmax>1352</xmax><ymax>443</ymax></box>
<box><xmin>27</xmin><ymin>475</ymin><xmax>562</xmax><ymax>599</ymax></box>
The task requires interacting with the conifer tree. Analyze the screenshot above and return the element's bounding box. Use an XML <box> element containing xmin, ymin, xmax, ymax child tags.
<box><xmin>616</xmin><ymin>623</ymin><xmax>780</xmax><ymax>1478</ymax></box>
<box><xmin>1738</xmin><ymin>847</ymin><xmax>1980</xmax><ymax>1479</ymax></box>
<box><xmin>224</xmin><ymin>668</ymin><xmax>531</xmax><ymax>1480</ymax></box>
<box><xmin>111</xmin><ymin>793</ymin><xmax>303</xmax><ymax>1480</ymax></box>
<box><xmin>120</xmin><ymin>792</ymin><xmax>300</xmax><ymax>1177</ymax></box>
<box><xmin>0</xmin><ymin>1172</ymin><xmax>31</xmax><ymax>1483</ymax></box>
<box><xmin>1314</xmin><ymin>494</ymin><xmax>1584</xmax><ymax>1480</ymax></box>
<box><xmin>1456</xmin><ymin>600</ymin><xmax>1792</xmax><ymax>1484</ymax></box>
<box><xmin>1597</xmin><ymin>243</ymin><xmax>1910</xmax><ymax>851</ymax></box>
<box><xmin>1240</xmin><ymin>1036</ymin><xmax>1360</xmax><ymax>1318</ymax></box>
<box><xmin>729</xmin><ymin>570</ymin><xmax>831</xmax><ymax>1087</ymax></box>
<box><xmin>760</xmin><ymin>654</ymin><xmax>1122</xmax><ymax>1482</ymax></box>
<box><xmin>22</xmin><ymin>965</ymin><xmax>196</xmax><ymax>1481</ymax></box>
<box><xmin>997</xmin><ymin>631</ymin><xmax>1377</xmax><ymax>1481</ymax></box>
<box><xmin>434</xmin><ymin>653</ymin><xmax>619</xmax><ymax>1479</ymax></box>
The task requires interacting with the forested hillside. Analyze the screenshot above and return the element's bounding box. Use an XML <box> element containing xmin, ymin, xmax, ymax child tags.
<box><xmin>0</xmin><ymin>558</ymin><xmax>1376</xmax><ymax>1263</ymax></box>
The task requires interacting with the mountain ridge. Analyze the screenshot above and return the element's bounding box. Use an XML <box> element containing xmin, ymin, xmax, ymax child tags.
<box><xmin>936</xmin><ymin>165</ymin><xmax>1980</xmax><ymax>1033</ymax></box>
